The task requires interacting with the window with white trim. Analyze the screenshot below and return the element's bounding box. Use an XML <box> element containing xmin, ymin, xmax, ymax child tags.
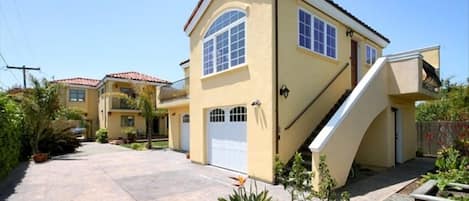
<box><xmin>69</xmin><ymin>88</ymin><xmax>85</xmax><ymax>102</ymax></box>
<box><xmin>209</xmin><ymin>108</ymin><xmax>225</xmax><ymax>122</ymax></box>
<box><xmin>121</xmin><ymin>115</ymin><xmax>135</xmax><ymax>127</ymax></box>
<box><xmin>298</xmin><ymin>9</ymin><xmax>337</xmax><ymax>59</ymax></box>
<box><xmin>366</xmin><ymin>45</ymin><xmax>377</xmax><ymax>65</ymax></box>
<box><xmin>229</xmin><ymin>106</ymin><xmax>247</xmax><ymax>122</ymax></box>
<box><xmin>203</xmin><ymin>10</ymin><xmax>246</xmax><ymax>76</ymax></box>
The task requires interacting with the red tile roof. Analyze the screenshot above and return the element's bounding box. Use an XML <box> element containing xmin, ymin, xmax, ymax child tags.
<box><xmin>53</xmin><ymin>77</ymin><xmax>100</xmax><ymax>87</ymax></box>
<box><xmin>106</xmin><ymin>71</ymin><xmax>170</xmax><ymax>84</ymax></box>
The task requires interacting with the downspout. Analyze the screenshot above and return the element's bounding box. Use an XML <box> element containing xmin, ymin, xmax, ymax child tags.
<box><xmin>274</xmin><ymin>0</ymin><xmax>279</xmax><ymax>155</ymax></box>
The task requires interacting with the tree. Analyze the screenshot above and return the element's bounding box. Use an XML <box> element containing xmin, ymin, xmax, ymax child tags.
<box><xmin>416</xmin><ymin>78</ymin><xmax>469</xmax><ymax>122</ymax></box>
<box><xmin>124</xmin><ymin>84</ymin><xmax>161</xmax><ymax>149</ymax></box>
<box><xmin>21</xmin><ymin>76</ymin><xmax>62</xmax><ymax>154</ymax></box>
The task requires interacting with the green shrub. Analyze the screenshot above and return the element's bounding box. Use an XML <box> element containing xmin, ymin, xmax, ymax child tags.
<box><xmin>96</xmin><ymin>128</ymin><xmax>108</xmax><ymax>143</ymax></box>
<box><xmin>122</xmin><ymin>127</ymin><xmax>137</xmax><ymax>143</ymax></box>
<box><xmin>38</xmin><ymin>122</ymin><xmax>80</xmax><ymax>156</ymax></box>
<box><xmin>275</xmin><ymin>153</ymin><xmax>350</xmax><ymax>201</ymax></box>
<box><xmin>130</xmin><ymin>143</ymin><xmax>145</xmax><ymax>151</ymax></box>
<box><xmin>0</xmin><ymin>94</ymin><xmax>22</xmax><ymax>179</ymax></box>
<box><xmin>422</xmin><ymin>146</ymin><xmax>469</xmax><ymax>191</ymax></box>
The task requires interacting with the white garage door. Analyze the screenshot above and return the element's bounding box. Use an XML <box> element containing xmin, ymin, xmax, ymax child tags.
<box><xmin>180</xmin><ymin>114</ymin><xmax>190</xmax><ymax>152</ymax></box>
<box><xmin>207</xmin><ymin>106</ymin><xmax>247</xmax><ymax>173</ymax></box>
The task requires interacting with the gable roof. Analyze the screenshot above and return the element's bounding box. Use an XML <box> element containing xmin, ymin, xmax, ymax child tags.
<box><xmin>105</xmin><ymin>71</ymin><xmax>170</xmax><ymax>84</ymax></box>
<box><xmin>183</xmin><ymin>0</ymin><xmax>390</xmax><ymax>47</ymax></box>
<box><xmin>53</xmin><ymin>77</ymin><xmax>100</xmax><ymax>87</ymax></box>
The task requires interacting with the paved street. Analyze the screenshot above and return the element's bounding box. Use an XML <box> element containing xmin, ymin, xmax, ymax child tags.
<box><xmin>0</xmin><ymin>143</ymin><xmax>290</xmax><ymax>201</ymax></box>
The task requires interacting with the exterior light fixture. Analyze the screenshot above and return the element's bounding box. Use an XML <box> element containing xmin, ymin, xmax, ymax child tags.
<box><xmin>251</xmin><ymin>99</ymin><xmax>261</xmax><ymax>107</ymax></box>
<box><xmin>346</xmin><ymin>28</ymin><xmax>354</xmax><ymax>37</ymax></box>
<box><xmin>279</xmin><ymin>85</ymin><xmax>290</xmax><ymax>98</ymax></box>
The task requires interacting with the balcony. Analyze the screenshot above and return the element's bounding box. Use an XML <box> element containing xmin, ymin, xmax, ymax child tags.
<box><xmin>111</xmin><ymin>98</ymin><xmax>137</xmax><ymax>110</ymax></box>
<box><xmin>387</xmin><ymin>48</ymin><xmax>441</xmax><ymax>100</ymax></box>
<box><xmin>159</xmin><ymin>78</ymin><xmax>189</xmax><ymax>103</ymax></box>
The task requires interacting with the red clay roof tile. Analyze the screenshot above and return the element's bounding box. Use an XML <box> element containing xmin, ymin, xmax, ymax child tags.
<box><xmin>53</xmin><ymin>77</ymin><xmax>100</xmax><ymax>87</ymax></box>
<box><xmin>105</xmin><ymin>71</ymin><xmax>170</xmax><ymax>84</ymax></box>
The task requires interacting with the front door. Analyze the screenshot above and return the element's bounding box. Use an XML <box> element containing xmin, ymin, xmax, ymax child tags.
<box><xmin>180</xmin><ymin>114</ymin><xmax>190</xmax><ymax>151</ymax></box>
<box><xmin>153</xmin><ymin>117</ymin><xmax>160</xmax><ymax>134</ymax></box>
<box><xmin>351</xmin><ymin>40</ymin><xmax>358</xmax><ymax>88</ymax></box>
<box><xmin>392</xmin><ymin>108</ymin><xmax>404</xmax><ymax>164</ymax></box>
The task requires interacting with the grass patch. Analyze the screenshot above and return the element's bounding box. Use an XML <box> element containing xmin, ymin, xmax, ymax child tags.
<box><xmin>120</xmin><ymin>141</ymin><xmax>168</xmax><ymax>151</ymax></box>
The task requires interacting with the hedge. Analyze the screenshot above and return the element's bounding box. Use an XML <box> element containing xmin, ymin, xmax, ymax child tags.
<box><xmin>0</xmin><ymin>94</ymin><xmax>22</xmax><ymax>179</ymax></box>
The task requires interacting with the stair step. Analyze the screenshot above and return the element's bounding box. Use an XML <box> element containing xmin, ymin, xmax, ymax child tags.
<box><xmin>285</xmin><ymin>90</ymin><xmax>352</xmax><ymax>173</ymax></box>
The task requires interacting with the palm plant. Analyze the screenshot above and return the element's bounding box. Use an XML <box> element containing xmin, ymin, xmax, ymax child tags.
<box><xmin>118</xmin><ymin>84</ymin><xmax>161</xmax><ymax>149</ymax></box>
<box><xmin>21</xmin><ymin>76</ymin><xmax>62</xmax><ymax>154</ymax></box>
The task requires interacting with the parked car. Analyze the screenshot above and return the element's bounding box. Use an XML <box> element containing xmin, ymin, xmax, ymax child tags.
<box><xmin>71</xmin><ymin>127</ymin><xmax>86</xmax><ymax>137</ymax></box>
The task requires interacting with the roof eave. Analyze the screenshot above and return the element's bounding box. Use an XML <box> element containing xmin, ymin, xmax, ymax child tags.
<box><xmin>184</xmin><ymin>0</ymin><xmax>390</xmax><ymax>47</ymax></box>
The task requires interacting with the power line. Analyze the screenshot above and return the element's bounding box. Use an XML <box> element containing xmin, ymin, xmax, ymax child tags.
<box><xmin>0</xmin><ymin>51</ymin><xmax>8</xmax><ymax>66</ymax></box>
<box><xmin>7</xmin><ymin>65</ymin><xmax>40</xmax><ymax>88</ymax></box>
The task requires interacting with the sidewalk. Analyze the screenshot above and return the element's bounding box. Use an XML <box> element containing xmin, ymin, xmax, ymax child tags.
<box><xmin>341</xmin><ymin>158</ymin><xmax>435</xmax><ymax>201</ymax></box>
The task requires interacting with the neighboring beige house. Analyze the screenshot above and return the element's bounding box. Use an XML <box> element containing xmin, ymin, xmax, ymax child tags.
<box><xmin>55</xmin><ymin>72</ymin><xmax>170</xmax><ymax>140</ymax></box>
<box><xmin>159</xmin><ymin>0</ymin><xmax>442</xmax><ymax>188</ymax></box>
<box><xmin>54</xmin><ymin>77</ymin><xmax>100</xmax><ymax>138</ymax></box>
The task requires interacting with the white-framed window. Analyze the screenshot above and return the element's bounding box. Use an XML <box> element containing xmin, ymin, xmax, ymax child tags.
<box><xmin>229</xmin><ymin>106</ymin><xmax>247</xmax><ymax>122</ymax></box>
<box><xmin>203</xmin><ymin>10</ymin><xmax>246</xmax><ymax>76</ymax></box>
<box><xmin>69</xmin><ymin>88</ymin><xmax>85</xmax><ymax>102</ymax></box>
<box><xmin>209</xmin><ymin>108</ymin><xmax>225</xmax><ymax>122</ymax></box>
<box><xmin>366</xmin><ymin>45</ymin><xmax>377</xmax><ymax>65</ymax></box>
<box><xmin>121</xmin><ymin>115</ymin><xmax>135</xmax><ymax>127</ymax></box>
<box><xmin>298</xmin><ymin>8</ymin><xmax>337</xmax><ymax>59</ymax></box>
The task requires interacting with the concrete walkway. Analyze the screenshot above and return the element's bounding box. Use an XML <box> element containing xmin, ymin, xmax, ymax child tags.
<box><xmin>0</xmin><ymin>143</ymin><xmax>290</xmax><ymax>201</ymax></box>
<box><xmin>0</xmin><ymin>143</ymin><xmax>434</xmax><ymax>201</ymax></box>
<box><xmin>341</xmin><ymin>158</ymin><xmax>435</xmax><ymax>201</ymax></box>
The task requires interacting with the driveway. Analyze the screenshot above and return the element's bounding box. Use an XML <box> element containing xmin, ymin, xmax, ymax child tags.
<box><xmin>0</xmin><ymin>143</ymin><xmax>291</xmax><ymax>201</ymax></box>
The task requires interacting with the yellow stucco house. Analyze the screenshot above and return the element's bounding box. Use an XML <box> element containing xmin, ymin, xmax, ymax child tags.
<box><xmin>159</xmin><ymin>0</ymin><xmax>442</xmax><ymax>188</ymax></box>
<box><xmin>55</xmin><ymin>72</ymin><xmax>170</xmax><ymax>140</ymax></box>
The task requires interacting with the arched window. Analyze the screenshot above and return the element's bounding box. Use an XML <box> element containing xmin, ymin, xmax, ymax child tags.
<box><xmin>209</xmin><ymin>108</ymin><xmax>225</xmax><ymax>122</ymax></box>
<box><xmin>203</xmin><ymin>10</ymin><xmax>246</xmax><ymax>76</ymax></box>
<box><xmin>230</xmin><ymin>106</ymin><xmax>247</xmax><ymax>122</ymax></box>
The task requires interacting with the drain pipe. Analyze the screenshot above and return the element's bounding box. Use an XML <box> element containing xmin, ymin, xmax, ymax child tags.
<box><xmin>274</xmin><ymin>0</ymin><xmax>279</xmax><ymax>155</ymax></box>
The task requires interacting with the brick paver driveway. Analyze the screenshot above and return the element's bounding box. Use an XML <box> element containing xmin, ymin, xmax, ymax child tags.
<box><xmin>0</xmin><ymin>142</ymin><xmax>290</xmax><ymax>201</ymax></box>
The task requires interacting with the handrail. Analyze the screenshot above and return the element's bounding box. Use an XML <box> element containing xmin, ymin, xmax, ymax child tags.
<box><xmin>284</xmin><ymin>62</ymin><xmax>349</xmax><ymax>130</ymax></box>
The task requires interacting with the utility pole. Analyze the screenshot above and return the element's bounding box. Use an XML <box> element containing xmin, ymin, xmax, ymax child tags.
<box><xmin>6</xmin><ymin>65</ymin><xmax>40</xmax><ymax>88</ymax></box>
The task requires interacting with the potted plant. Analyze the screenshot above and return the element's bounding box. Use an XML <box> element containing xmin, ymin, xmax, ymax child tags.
<box><xmin>21</xmin><ymin>77</ymin><xmax>63</xmax><ymax>163</ymax></box>
<box><xmin>122</xmin><ymin>127</ymin><xmax>137</xmax><ymax>143</ymax></box>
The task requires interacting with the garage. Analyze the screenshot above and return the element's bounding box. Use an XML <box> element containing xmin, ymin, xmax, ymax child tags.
<box><xmin>180</xmin><ymin>114</ymin><xmax>190</xmax><ymax>152</ymax></box>
<box><xmin>207</xmin><ymin>106</ymin><xmax>247</xmax><ymax>173</ymax></box>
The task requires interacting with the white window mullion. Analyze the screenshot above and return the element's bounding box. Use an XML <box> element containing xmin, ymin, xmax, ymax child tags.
<box><xmin>213</xmin><ymin>36</ymin><xmax>218</xmax><ymax>73</ymax></box>
<box><xmin>322</xmin><ymin>21</ymin><xmax>326</xmax><ymax>55</ymax></box>
<box><xmin>228</xmin><ymin>29</ymin><xmax>232</xmax><ymax>68</ymax></box>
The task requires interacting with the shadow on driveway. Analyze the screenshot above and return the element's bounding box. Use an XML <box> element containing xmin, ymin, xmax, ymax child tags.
<box><xmin>0</xmin><ymin>162</ymin><xmax>30</xmax><ymax>200</ymax></box>
<box><xmin>338</xmin><ymin>157</ymin><xmax>435</xmax><ymax>199</ymax></box>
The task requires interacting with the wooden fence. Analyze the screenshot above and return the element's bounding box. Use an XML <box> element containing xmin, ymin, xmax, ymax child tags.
<box><xmin>416</xmin><ymin>121</ymin><xmax>469</xmax><ymax>156</ymax></box>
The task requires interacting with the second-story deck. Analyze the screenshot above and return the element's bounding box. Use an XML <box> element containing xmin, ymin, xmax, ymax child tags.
<box><xmin>158</xmin><ymin>78</ymin><xmax>190</xmax><ymax>107</ymax></box>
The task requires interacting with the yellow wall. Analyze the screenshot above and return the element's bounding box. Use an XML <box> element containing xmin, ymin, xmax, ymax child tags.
<box><xmin>276</xmin><ymin>0</ymin><xmax>384</xmax><ymax>162</ymax></box>
<box><xmin>421</xmin><ymin>48</ymin><xmax>440</xmax><ymax>69</ymax></box>
<box><xmin>167</xmin><ymin>106</ymin><xmax>190</xmax><ymax>150</ymax></box>
<box><xmin>60</xmin><ymin>86</ymin><xmax>99</xmax><ymax>138</ymax></box>
<box><xmin>98</xmin><ymin>80</ymin><xmax>167</xmax><ymax>139</ymax></box>
<box><xmin>188</xmin><ymin>0</ymin><xmax>276</xmax><ymax>182</ymax></box>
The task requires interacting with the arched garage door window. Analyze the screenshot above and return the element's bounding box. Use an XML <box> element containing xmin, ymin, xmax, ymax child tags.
<box><xmin>209</xmin><ymin>108</ymin><xmax>225</xmax><ymax>122</ymax></box>
<box><xmin>230</xmin><ymin>106</ymin><xmax>247</xmax><ymax>122</ymax></box>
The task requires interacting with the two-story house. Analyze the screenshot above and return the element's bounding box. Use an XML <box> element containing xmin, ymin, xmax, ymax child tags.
<box><xmin>56</xmin><ymin>72</ymin><xmax>171</xmax><ymax>140</ymax></box>
<box><xmin>55</xmin><ymin>77</ymin><xmax>100</xmax><ymax>138</ymax></box>
<box><xmin>159</xmin><ymin>0</ymin><xmax>441</xmax><ymax>188</ymax></box>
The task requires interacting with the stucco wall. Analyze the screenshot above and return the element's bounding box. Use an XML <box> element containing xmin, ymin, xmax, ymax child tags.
<box><xmin>167</xmin><ymin>106</ymin><xmax>190</xmax><ymax>150</ymax></box>
<box><xmin>276</xmin><ymin>0</ymin><xmax>384</xmax><ymax>162</ymax></box>
<box><xmin>60</xmin><ymin>86</ymin><xmax>99</xmax><ymax>138</ymax></box>
<box><xmin>188</xmin><ymin>0</ymin><xmax>276</xmax><ymax>182</ymax></box>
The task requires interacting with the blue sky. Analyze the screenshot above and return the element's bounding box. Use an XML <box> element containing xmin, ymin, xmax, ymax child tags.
<box><xmin>0</xmin><ymin>0</ymin><xmax>468</xmax><ymax>89</ymax></box>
